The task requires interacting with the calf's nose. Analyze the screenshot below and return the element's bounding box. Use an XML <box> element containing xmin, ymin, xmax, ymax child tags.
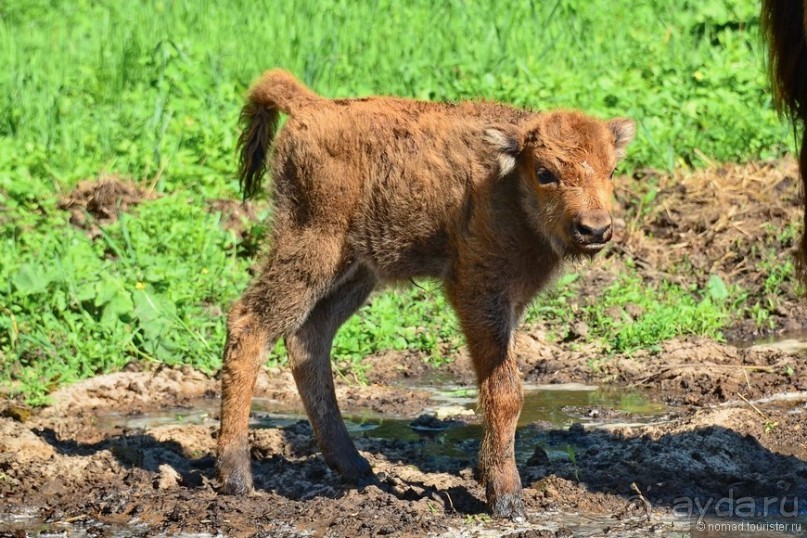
<box><xmin>574</xmin><ymin>211</ymin><xmax>612</xmax><ymax>244</ymax></box>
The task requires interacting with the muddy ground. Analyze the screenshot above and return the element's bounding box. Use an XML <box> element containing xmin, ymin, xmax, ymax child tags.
<box><xmin>3</xmin><ymin>160</ymin><xmax>807</xmax><ymax>537</ymax></box>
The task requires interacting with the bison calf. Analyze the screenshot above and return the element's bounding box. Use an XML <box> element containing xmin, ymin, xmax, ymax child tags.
<box><xmin>216</xmin><ymin>69</ymin><xmax>634</xmax><ymax>520</ymax></box>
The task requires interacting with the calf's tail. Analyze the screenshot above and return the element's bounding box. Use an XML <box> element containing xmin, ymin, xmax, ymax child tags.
<box><xmin>237</xmin><ymin>69</ymin><xmax>321</xmax><ymax>199</ymax></box>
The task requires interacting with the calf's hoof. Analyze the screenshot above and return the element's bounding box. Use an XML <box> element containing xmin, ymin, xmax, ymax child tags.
<box><xmin>330</xmin><ymin>451</ymin><xmax>374</xmax><ymax>484</ymax></box>
<box><xmin>218</xmin><ymin>472</ymin><xmax>253</xmax><ymax>495</ymax></box>
<box><xmin>489</xmin><ymin>493</ymin><xmax>526</xmax><ymax>523</ymax></box>
<box><xmin>216</xmin><ymin>454</ymin><xmax>253</xmax><ymax>495</ymax></box>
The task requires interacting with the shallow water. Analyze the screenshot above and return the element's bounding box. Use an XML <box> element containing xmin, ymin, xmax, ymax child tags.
<box><xmin>734</xmin><ymin>329</ymin><xmax>807</xmax><ymax>354</ymax></box>
<box><xmin>94</xmin><ymin>383</ymin><xmax>670</xmax><ymax>466</ymax></box>
<box><xmin>96</xmin><ymin>382</ymin><xmax>667</xmax><ymax>429</ymax></box>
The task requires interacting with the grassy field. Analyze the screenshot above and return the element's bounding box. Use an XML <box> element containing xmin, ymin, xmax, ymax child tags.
<box><xmin>0</xmin><ymin>0</ymin><xmax>796</xmax><ymax>403</ymax></box>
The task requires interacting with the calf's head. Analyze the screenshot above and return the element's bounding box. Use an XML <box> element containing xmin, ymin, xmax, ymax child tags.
<box><xmin>486</xmin><ymin>111</ymin><xmax>635</xmax><ymax>257</ymax></box>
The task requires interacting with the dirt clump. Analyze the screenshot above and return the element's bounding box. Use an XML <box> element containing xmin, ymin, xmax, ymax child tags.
<box><xmin>206</xmin><ymin>198</ymin><xmax>272</xmax><ymax>260</ymax></box>
<box><xmin>206</xmin><ymin>199</ymin><xmax>264</xmax><ymax>238</ymax></box>
<box><xmin>519</xmin><ymin>335</ymin><xmax>807</xmax><ymax>406</ymax></box>
<box><xmin>57</xmin><ymin>176</ymin><xmax>156</xmax><ymax>237</ymax></box>
<box><xmin>39</xmin><ymin>365</ymin><xmax>218</xmax><ymax>418</ymax></box>
<box><xmin>29</xmin><ymin>362</ymin><xmax>433</xmax><ymax>423</ymax></box>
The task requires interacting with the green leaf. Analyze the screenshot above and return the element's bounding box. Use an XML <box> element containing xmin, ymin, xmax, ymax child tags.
<box><xmin>557</xmin><ymin>273</ymin><xmax>580</xmax><ymax>287</ymax></box>
<box><xmin>133</xmin><ymin>290</ymin><xmax>176</xmax><ymax>354</ymax></box>
<box><xmin>94</xmin><ymin>280</ymin><xmax>121</xmax><ymax>307</ymax></box>
<box><xmin>12</xmin><ymin>264</ymin><xmax>52</xmax><ymax>295</ymax></box>
<box><xmin>706</xmin><ymin>274</ymin><xmax>729</xmax><ymax>302</ymax></box>
<box><xmin>101</xmin><ymin>289</ymin><xmax>135</xmax><ymax>326</ymax></box>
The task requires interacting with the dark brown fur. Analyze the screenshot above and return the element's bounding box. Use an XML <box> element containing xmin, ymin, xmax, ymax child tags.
<box><xmin>762</xmin><ymin>0</ymin><xmax>807</xmax><ymax>283</ymax></box>
<box><xmin>216</xmin><ymin>69</ymin><xmax>634</xmax><ymax>520</ymax></box>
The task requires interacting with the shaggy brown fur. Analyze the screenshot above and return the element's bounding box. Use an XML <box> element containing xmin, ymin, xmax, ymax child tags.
<box><xmin>762</xmin><ymin>0</ymin><xmax>807</xmax><ymax>283</ymax></box>
<box><xmin>216</xmin><ymin>69</ymin><xmax>634</xmax><ymax>520</ymax></box>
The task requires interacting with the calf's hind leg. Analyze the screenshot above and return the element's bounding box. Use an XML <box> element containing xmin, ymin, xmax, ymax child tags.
<box><xmin>285</xmin><ymin>264</ymin><xmax>377</xmax><ymax>481</ymax></box>
<box><xmin>216</xmin><ymin>234</ymin><xmax>345</xmax><ymax>495</ymax></box>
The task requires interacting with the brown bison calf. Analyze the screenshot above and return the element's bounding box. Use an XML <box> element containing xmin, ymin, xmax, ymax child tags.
<box><xmin>216</xmin><ymin>69</ymin><xmax>634</xmax><ymax>520</ymax></box>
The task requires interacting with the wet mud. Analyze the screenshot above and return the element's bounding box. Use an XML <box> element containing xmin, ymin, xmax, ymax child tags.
<box><xmin>2</xmin><ymin>334</ymin><xmax>807</xmax><ymax>537</ymax></box>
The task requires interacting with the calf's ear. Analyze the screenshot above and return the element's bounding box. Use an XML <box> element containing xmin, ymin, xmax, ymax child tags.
<box><xmin>483</xmin><ymin>126</ymin><xmax>522</xmax><ymax>177</ymax></box>
<box><xmin>608</xmin><ymin>118</ymin><xmax>635</xmax><ymax>159</ymax></box>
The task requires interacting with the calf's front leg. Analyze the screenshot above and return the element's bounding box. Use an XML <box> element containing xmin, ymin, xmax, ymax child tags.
<box><xmin>448</xmin><ymin>287</ymin><xmax>526</xmax><ymax>521</ymax></box>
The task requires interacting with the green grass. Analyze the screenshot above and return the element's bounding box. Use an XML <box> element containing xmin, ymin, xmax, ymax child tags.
<box><xmin>0</xmin><ymin>0</ymin><xmax>797</xmax><ymax>403</ymax></box>
<box><xmin>0</xmin><ymin>0</ymin><xmax>793</xmax><ymax>182</ymax></box>
<box><xmin>585</xmin><ymin>272</ymin><xmax>729</xmax><ymax>354</ymax></box>
<box><xmin>524</xmin><ymin>269</ymin><xmax>731</xmax><ymax>354</ymax></box>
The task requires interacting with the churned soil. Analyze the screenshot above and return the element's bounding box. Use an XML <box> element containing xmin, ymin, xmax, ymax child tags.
<box><xmin>1</xmin><ymin>332</ymin><xmax>806</xmax><ymax>537</ymax></box>
<box><xmin>57</xmin><ymin>176</ymin><xmax>157</xmax><ymax>238</ymax></box>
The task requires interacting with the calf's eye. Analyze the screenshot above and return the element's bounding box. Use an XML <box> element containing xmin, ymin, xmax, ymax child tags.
<box><xmin>536</xmin><ymin>167</ymin><xmax>558</xmax><ymax>185</ymax></box>
<box><xmin>609</xmin><ymin>169</ymin><xmax>615</xmax><ymax>180</ymax></box>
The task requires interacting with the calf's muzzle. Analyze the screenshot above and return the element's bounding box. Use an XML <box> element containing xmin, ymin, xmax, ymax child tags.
<box><xmin>572</xmin><ymin>210</ymin><xmax>612</xmax><ymax>251</ymax></box>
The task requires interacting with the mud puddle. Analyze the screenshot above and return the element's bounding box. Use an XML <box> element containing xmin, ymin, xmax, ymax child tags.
<box><xmin>0</xmin><ymin>511</ymin><xmax>152</xmax><ymax>538</ymax></box>
<box><xmin>95</xmin><ymin>383</ymin><xmax>668</xmax><ymax>467</ymax></box>
<box><xmin>744</xmin><ymin>330</ymin><xmax>807</xmax><ymax>355</ymax></box>
<box><xmin>2</xmin><ymin>384</ymin><xmax>673</xmax><ymax>538</ymax></box>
